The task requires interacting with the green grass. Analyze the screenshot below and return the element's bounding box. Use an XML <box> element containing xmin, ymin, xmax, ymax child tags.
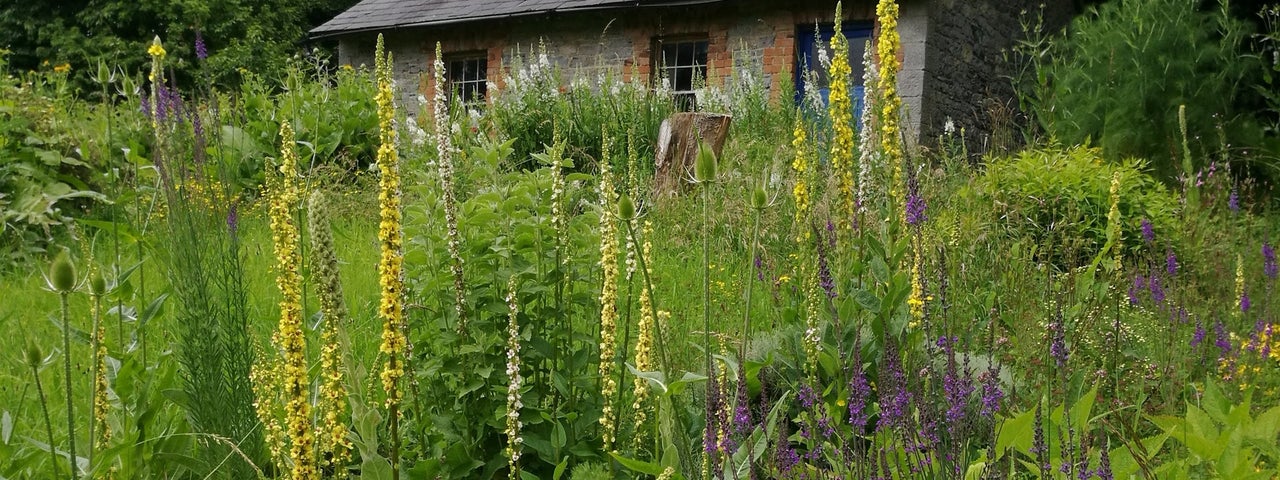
<box><xmin>0</xmin><ymin>194</ymin><xmax>383</xmax><ymax>463</ymax></box>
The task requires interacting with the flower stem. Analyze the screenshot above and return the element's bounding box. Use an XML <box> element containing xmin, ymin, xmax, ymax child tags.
<box><xmin>60</xmin><ymin>292</ymin><xmax>77</xmax><ymax>479</ymax></box>
<box><xmin>33</xmin><ymin>362</ymin><xmax>61</xmax><ymax>480</ymax></box>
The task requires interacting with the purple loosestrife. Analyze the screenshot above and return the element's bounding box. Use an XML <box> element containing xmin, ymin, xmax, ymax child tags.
<box><xmin>1167</xmin><ymin>250</ymin><xmax>1179</xmax><ymax>276</ymax></box>
<box><xmin>905</xmin><ymin>191</ymin><xmax>927</xmax><ymax>226</ymax></box>
<box><xmin>1140</xmin><ymin>218</ymin><xmax>1154</xmax><ymax>244</ymax></box>
<box><xmin>979</xmin><ymin>364</ymin><xmax>1003</xmax><ymax>418</ymax></box>
<box><xmin>876</xmin><ymin>341</ymin><xmax>911</xmax><ymax>433</ymax></box>
<box><xmin>733</xmin><ymin>368</ymin><xmax>752</xmax><ymax>434</ymax></box>
<box><xmin>1215</xmin><ymin>320</ymin><xmax>1232</xmax><ymax>362</ymax></box>
<box><xmin>1265</xmin><ymin>243</ymin><xmax>1278</xmax><ymax>280</ymax></box>
<box><xmin>1149</xmin><ymin>275</ymin><xmax>1165</xmax><ymax>304</ymax></box>
<box><xmin>1229</xmin><ymin>189</ymin><xmax>1240</xmax><ymax>213</ymax></box>
<box><xmin>847</xmin><ymin>357</ymin><xmax>871</xmax><ymax>432</ymax></box>
<box><xmin>817</xmin><ymin>236</ymin><xmax>836</xmax><ymax>299</ymax></box>
<box><xmin>1032</xmin><ymin>403</ymin><xmax>1051</xmax><ymax>477</ymax></box>
<box><xmin>1049</xmin><ymin>320</ymin><xmax>1068</xmax><ymax>368</ymax></box>
<box><xmin>195</xmin><ymin>31</ymin><xmax>208</xmax><ymax>61</ymax></box>
<box><xmin>1097</xmin><ymin>444</ymin><xmax>1114</xmax><ymax>480</ymax></box>
<box><xmin>227</xmin><ymin>202</ymin><xmax>239</xmax><ymax>234</ymax></box>
<box><xmin>1129</xmin><ymin>274</ymin><xmax>1145</xmax><ymax>306</ymax></box>
<box><xmin>1242</xmin><ymin>291</ymin><xmax>1251</xmax><ymax>313</ymax></box>
<box><xmin>1191</xmin><ymin>320</ymin><xmax>1206</xmax><ymax>347</ymax></box>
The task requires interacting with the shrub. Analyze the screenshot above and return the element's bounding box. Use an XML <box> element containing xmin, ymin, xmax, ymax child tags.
<box><xmin>975</xmin><ymin>144</ymin><xmax>1179</xmax><ymax>266</ymax></box>
<box><xmin>1025</xmin><ymin>0</ymin><xmax>1267</xmax><ymax>177</ymax></box>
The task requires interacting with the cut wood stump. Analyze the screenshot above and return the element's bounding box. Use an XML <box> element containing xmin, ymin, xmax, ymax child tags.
<box><xmin>653</xmin><ymin>112</ymin><xmax>731</xmax><ymax>197</ymax></box>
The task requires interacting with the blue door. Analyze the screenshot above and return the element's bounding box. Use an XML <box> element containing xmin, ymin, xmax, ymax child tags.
<box><xmin>795</xmin><ymin>23</ymin><xmax>873</xmax><ymax>121</ymax></box>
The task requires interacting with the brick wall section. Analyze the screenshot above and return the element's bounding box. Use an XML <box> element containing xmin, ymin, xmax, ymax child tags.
<box><xmin>332</xmin><ymin>0</ymin><xmax>1068</xmax><ymax>142</ymax></box>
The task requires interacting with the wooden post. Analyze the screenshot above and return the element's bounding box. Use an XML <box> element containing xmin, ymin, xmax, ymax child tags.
<box><xmin>653</xmin><ymin>112</ymin><xmax>731</xmax><ymax>197</ymax></box>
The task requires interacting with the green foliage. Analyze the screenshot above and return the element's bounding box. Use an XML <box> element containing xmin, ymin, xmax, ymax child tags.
<box><xmin>975</xmin><ymin>144</ymin><xmax>1179</xmax><ymax>266</ymax></box>
<box><xmin>1147</xmin><ymin>380</ymin><xmax>1280</xmax><ymax>478</ymax></box>
<box><xmin>487</xmin><ymin>53</ymin><xmax>673</xmax><ymax>173</ymax></box>
<box><xmin>0</xmin><ymin>0</ymin><xmax>357</xmax><ymax>92</ymax></box>
<box><xmin>403</xmin><ymin>140</ymin><xmax>604</xmax><ymax>478</ymax></box>
<box><xmin>1025</xmin><ymin>0</ymin><xmax>1270</xmax><ymax>177</ymax></box>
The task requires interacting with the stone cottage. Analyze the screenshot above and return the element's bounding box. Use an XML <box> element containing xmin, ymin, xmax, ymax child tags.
<box><xmin>311</xmin><ymin>0</ymin><xmax>1076</xmax><ymax>145</ymax></box>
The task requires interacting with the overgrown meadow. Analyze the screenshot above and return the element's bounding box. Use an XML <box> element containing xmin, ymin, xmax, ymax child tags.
<box><xmin>3</xmin><ymin>1</ymin><xmax>1280</xmax><ymax>479</ymax></box>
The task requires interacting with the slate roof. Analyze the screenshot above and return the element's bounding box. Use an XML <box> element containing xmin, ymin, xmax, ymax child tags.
<box><xmin>312</xmin><ymin>0</ymin><xmax>721</xmax><ymax>38</ymax></box>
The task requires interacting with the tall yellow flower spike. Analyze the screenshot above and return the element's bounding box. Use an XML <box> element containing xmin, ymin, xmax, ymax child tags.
<box><xmin>791</xmin><ymin>113</ymin><xmax>811</xmax><ymax>245</ymax></box>
<box><xmin>374</xmin><ymin>33</ymin><xmax>407</xmax><ymax>413</ymax></box>
<box><xmin>597</xmin><ymin>132</ymin><xmax>622</xmax><ymax>452</ymax></box>
<box><xmin>268</xmin><ymin>120</ymin><xmax>317</xmax><ymax>479</ymax></box>
<box><xmin>829</xmin><ymin>2</ymin><xmax>856</xmax><ymax>230</ymax></box>
<box><xmin>876</xmin><ymin>0</ymin><xmax>904</xmax><ymax>210</ymax></box>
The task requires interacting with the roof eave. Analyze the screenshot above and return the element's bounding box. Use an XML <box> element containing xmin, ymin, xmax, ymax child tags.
<box><xmin>310</xmin><ymin>0</ymin><xmax>724</xmax><ymax>40</ymax></box>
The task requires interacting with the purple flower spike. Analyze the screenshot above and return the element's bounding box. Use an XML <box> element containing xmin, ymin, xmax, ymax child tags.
<box><xmin>1149</xmin><ymin>275</ymin><xmax>1165</xmax><ymax>304</ymax></box>
<box><xmin>1166</xmin><ymin>250</ymin><xmax>1178</xmax><ymax>276</ymax></box>
<box><xmin>1128</xmin><ymin>275</ymin><xmax>1144</xmax><ymax>306</ymax></box>
<box><xmin>195</xmin><ymin>31</ymin><xmax>208</xmax><ymax>61</ymax></box>
<box><xmin>227</xmin><ymin>202</ymin><xmax>239</xmax><ymax>235</ymax></box>
<box><xmin>1229</xmin><ymin>189</ymin><xmax>1240</xmax><ymax>213</ymax></box>
<box><xmin>1264</xmin><ymin>243</ymin><xmax>1277</xmax><ymax>280</ymax></box>
<box><xmin>1140</xmin><ymin>218</ymin><xmax>1154</xmax><ymax>244</ymax></box>
<box><xmin>1215</xmin><ymin>321</ymin><xmax>1232</xmax><ymax>361</ymax></box>
<box><xmin>905</xmin><ymin>193</ymin><xmax>927</xmax><ymax>226</ymax></box>
<box><xmin>1096</xmin><ymin>443</ymin><xmax>1114</xmax><ymax>480</ymax></box>
<box><xmin>1241</xmin><ymin>291</ymin><xmax>1251</xmax><ymax>313</ymax></box>
<box><xmin>1191</xmin><ymin>320</ymin><xmax>1206</xmax><ymax>347</ymax></box>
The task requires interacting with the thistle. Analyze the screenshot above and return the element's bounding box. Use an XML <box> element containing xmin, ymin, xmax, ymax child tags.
<box><xmin>49</xmin><ymin>253</ymin><xmax>78</xmax><ymax>479</ymax></box>
<box><xmin>876</xmin><ymin>0</ymin><xmax>905</xmax><ymax>207</ymax></box>
<box><xmin>504</xmin><ymin>277</ymin><xmax>524</xmax><ymax>480</ymax></box>
<box><xmin>829</xmin><ymin>2</ymin><xmax>856</xmax><ymax>230</ymax></box>
<box><xmin>375</xmin><ymin>34</ymin><xmax>407</xmax><ymax>479</ymax></box>
<box><xmin>308</xmin><ymin>190</ymin><xmax>352</xmax><ymax>470</ymax></box>
<box><xmin>267</xmin><ymin>120</ymin><xmax>317</xmax><ymax>479</ymax></box>
<box><xmin>432</xmin><ymin>41</ymin><xmax>468</xmax><ymax>333</ymax></box>
<box><xmin>597</xmin><ymin>140</ymin><xmax>622</xmax><ymax>451</ymax></box>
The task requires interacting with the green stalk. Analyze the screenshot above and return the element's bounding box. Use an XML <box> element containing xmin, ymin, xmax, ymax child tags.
<box><xmin>740</xmin><ymin>207</ymin><xmax>761</xmax><ymax>360</ymax></box>
<box><xmin>624</xmin><ymin>221</ymin><xmax>672</xmax><ymax>376</ymax></box>
<box><xmin>60</xmin><ymin>292</ymin><xmax>77</xmax><ymax>479</ymax></box>
<box><xmin>702</xmin><ymin>182</ymin><xmax>711</xmax><ymax>378</ymax></box>
<box><xmin>88</xmin><ymin>292</ymin><xmax>100</xmax><ymax>470</ymax></box>
<box><xmin>32</xmin><ymin>361</ymin><xmax>61</xmax><ymax>480</ymax></box>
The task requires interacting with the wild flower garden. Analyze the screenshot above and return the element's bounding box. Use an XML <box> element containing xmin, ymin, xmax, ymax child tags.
<box><xmin>2</xmin><ymin>0</ymin><xmax>1280</xmax><ymax>479</ymax></box>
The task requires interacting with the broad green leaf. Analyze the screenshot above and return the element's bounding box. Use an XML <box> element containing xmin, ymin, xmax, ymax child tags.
<box><xmin>610</xmin><ymin>452</ymin><xmax>666</xmax><ymax>476</ymax></box>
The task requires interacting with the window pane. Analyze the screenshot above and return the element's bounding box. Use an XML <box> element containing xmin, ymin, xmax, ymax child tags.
<box><xmin>674</xmin><ymin>67</ymin><xmax>693</xmax><ymax>92</ymax></box>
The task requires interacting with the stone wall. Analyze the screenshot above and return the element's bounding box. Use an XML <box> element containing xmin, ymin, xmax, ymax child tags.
<box><xmin>331</xmin><ymin>0</ymin><xmax>1065</xmax><ymax>142</ymax></box>
<box><xmin>918</xmin><ymin>0</ymin><xmax>1076</xmax><ymax>152</ymax></box>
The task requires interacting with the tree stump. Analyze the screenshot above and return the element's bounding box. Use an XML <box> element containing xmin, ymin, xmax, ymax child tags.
<box><xmin>653</xmin><ymin>112</ymin><xmax>731</xmax><ymax>197</ymax></box>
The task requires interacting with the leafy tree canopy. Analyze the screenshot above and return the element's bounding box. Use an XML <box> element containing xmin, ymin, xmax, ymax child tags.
<box><xmin>0</xmin><ymin>0</ymin><xmax>357</xmax><ymax>93</ymax></box>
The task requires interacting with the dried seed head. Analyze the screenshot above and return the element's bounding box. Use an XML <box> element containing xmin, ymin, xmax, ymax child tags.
<box><xmin>50</xmin><ymin>253</ymin><xmax>76</xmax><ymax>293</ymax></box>
<box><xmin>618</xmin><ymin>194</ymin><xmax>636</xmax><ymax>222</ymax></box>
<box><xmin>90</xmin><ymin>271</ymin><xmax>107</xmax><ymax>297</ymax></box>
<box><xmin>695</xmin><ymin>141</ymin><xmax>718</xmax><ymax>184</ymax></box>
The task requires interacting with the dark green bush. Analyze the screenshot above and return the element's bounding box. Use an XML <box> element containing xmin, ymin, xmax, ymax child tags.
<box><xmin>1026</xmin><ymin>0</ymin><xmax>1271</xmax><ymax>178</ymax></box>
<box><xmin>975</xmin><ymin>144</ymin><xmax>1180</xmax><ymax>267</ymax></box>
